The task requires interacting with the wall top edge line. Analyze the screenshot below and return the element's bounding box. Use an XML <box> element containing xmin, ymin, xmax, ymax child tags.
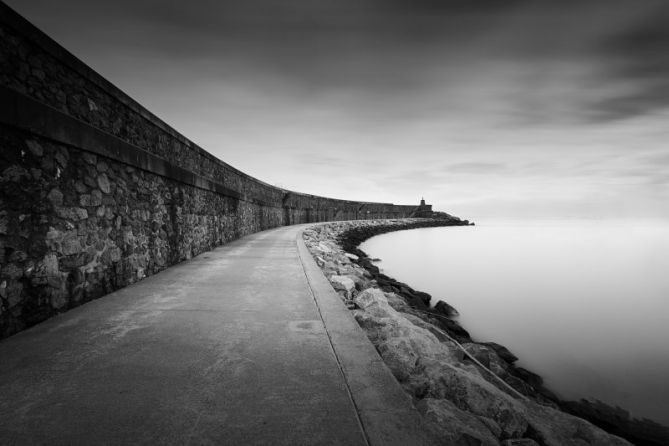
<box><xmin>0</xmin><ymin>84</ymin><xmax>287</xmax><ymax>208</ymax></box>
<box><xmin>0</xmin><ymin>84</ymin><xmax>420</xmax><ymax>211</ymax></box>
<box><xmin>0</xmin><ymin>1</ymin><xmax>421</xmax><ymax>209</ymax></box>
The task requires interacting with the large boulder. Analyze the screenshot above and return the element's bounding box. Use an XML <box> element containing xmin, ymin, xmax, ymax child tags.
<box><xmin>353</xmin><ymin>289</ymin><xmax>528</xmax><ymax>438</ymax></box>
<box><xmin>410</xmin><ymin>358</ymin><xmax>528</xmax><ymax>438</ymax></box>
<box><xmin>317</xmin><ymin>241</ymin><xmax>334</xmax><ymax>253</ymax></box>
<box><xmin>417</xmin><ymin>398</ymin><xmax>499</xmax><ymax>446</ymax></box>
<box><xmin>482</xmin><ymin>342</ymin><xmax>519</xmax><ymax>364</ymax></box>
<box><xmin>353</xmin><ymin>289</ymin><xmax>459</xmax><ymax>379</ymax></box>
<box><xmin>462</xmin><ymin>343</ymin><xmax>515</xmax><ymax>377</ymax></box>
<box><xmin>524</xmin><ymin>402</ymin><xmax>631</xmax><ymax>446</ymax></box>
<box><xmin>329</xmin><ymin>275</ymin><xmax>356</xmax><ymax>299</ymax></box>
<box><xmin>434</xmin><ymin>300</ymin><xmax>459</xmax><ymax>317</ymax></box>
<box><xmin>383</xmin><ymin>291</ymin><xmax>410</xmax><ymax>312</ymax></box>
<box><xmin>349</xmin><ymin>273</ymin><xmax>372</xmax><ymax>292</ymax></box>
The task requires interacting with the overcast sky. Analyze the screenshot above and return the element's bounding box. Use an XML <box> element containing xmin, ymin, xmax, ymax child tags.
<box><xmin>7</xmin><ymin>0</ymin><xmax>669</xmax><ymax>220</ymax></box>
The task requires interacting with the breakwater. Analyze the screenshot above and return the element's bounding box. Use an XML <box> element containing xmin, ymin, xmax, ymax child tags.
<box><xmin>0</xmin><ymin>2</ymin><xmax>426</xmax><ymax>338</ymax></box>
<box><xmin>361</xmin><ymin>222</ymin><xmax>669</xmax><ymax>446</ymax></box>
<box><xmin>303</xmin><ymin>219</ymin><xmax>632</xmax><ymax>446</ymax></box>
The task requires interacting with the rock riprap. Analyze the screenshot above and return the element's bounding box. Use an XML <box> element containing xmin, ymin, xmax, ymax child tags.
<box><xmin>303</xmin><ymin>219</ymin><xmax>631</xmax><ymax>446</ymax></box>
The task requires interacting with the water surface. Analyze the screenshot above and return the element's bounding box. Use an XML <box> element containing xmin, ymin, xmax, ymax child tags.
<box><xmin>360</xmin><ymin>219</ymin><xmax>669</xmax><ymax>425</ymax></box>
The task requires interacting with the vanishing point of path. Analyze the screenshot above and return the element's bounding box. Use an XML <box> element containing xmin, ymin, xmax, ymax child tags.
<box><xmin>0</xmin><ymin>224</ymin><xmax>429</xmax><ymax>446</ymax></box>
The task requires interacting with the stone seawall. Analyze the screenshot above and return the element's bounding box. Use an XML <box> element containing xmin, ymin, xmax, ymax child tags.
<box><xmin>0</xmin><ymin>3</ymin><xmax>422</xmax><ymax>338</ymax></box>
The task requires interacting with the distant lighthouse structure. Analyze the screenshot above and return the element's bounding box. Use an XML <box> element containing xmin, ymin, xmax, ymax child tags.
<box><xmin>413</xmin><ymin>197</ymin><xmax>433</xmax><ymax>217</ymax></box>
<box><xmin>411</xmin><ymin>197</ymin><xmax>470</xmax><ymax>224</ymax></box>
<box><xmin>418</xmin><ymin>197</ymin><xmax>431</xmax><ymax>211</ymax></box>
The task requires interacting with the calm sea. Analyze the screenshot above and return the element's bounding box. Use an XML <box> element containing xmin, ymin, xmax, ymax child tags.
<box><xmin>360</xmin><ymin>219</ymin><xmax>669</xmax><ymax>425</ymax></box>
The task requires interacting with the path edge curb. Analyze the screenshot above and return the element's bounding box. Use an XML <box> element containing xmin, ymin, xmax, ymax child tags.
<box><xmin>296</xmin><ymin>224</ymin><xmax>435</xmax><ymax>446</ymax></box>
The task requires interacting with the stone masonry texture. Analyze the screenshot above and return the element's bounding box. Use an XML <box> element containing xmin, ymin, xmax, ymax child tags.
<box><xmin>0</xmin><ymin>3</ymin><xmax>423</xmax><ymax>338</ymax></box>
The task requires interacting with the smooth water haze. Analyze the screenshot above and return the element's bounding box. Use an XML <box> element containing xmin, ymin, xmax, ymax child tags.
<box><xmin>360</xmin><ymin>219</ymin><xmax>669</xmax><ymax>425</ymax></box>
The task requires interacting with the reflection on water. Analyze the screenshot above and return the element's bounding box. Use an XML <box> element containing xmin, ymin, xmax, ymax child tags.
<box><xmin>360</xmin><ymin>219</ymin><xmax>669</xmax><ymax>425</ymax></box>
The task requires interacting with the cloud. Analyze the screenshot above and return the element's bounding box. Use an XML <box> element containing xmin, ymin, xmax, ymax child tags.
<box><xmin>584</xmin><ymin>3</ymin><xmax>669</xmax><ymax>121</ymax></box>
<box><xmin>14</xmin><ymin>0</ymin><xmax>669</xmax><ymax>127</ymax></box>
<box><xmin>6</xmin><ymin>0</ymin><xmax>669</xmax><ymax>219</ymax></box>
<box><xmin>444</xmin><ymin>162</ymin><xmax>509</xmax><ymax>174</ymax></box>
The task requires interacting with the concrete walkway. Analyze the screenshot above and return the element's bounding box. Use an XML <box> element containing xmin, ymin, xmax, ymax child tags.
<box><xmin>0</xmin><ymin>224</ymin><xmax>429</xmax><ymax>445</ymax></box>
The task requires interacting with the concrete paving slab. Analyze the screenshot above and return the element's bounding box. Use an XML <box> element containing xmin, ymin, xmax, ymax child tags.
<box><xmin>0</xmin><ymin>224</ymin><xmax>432</xmax><ymax>445</ymax></box>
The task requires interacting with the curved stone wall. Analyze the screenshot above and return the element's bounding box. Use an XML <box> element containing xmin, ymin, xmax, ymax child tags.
<box><xmin>0</xmin><ymin>3</ymin><xmax>423</xmax><ymax>338</ymax></box>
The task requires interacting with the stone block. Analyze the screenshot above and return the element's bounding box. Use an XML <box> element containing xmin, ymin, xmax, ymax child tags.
<box><xmin>83</xmin><ymin>173</ymin><xmax>97</xmax><ymax>188</ymax></box>
<box><xmin>55</xmin><ymin>206</ymin><xmax>88</xmax><ymax>221</ymax></box>
<box><xmin>46</xmin><ymin>189</ymin><xmax>63</xmax><ymax>206</ymax></box>
<box><xmin>40</xmin><ymin>156</ymin><xmax>54</xmax><ymax>172</ymax></box>
<box><xmin>50</xmin><ymin>291</ymin><xmax>68</xmax><ymax>310</ymax></box>
<box><xmin>109</xmin><ymin>246</ymin><xmax>122</xmax><ymax>262</ymax></box>
<box><xmin>59</xmin><ymin>254</ymin><xmax>86</xmax><ymax>269</ymax></box>
<box><xmin>45</xmin><ymin>227</ymin><xmax>63</xmax><ymax>251</ymax></box>
<box><xmin>84</xmin><ymin>246</ymin><xmax>97</xmax><ymax>263</ymax></box>
<box><xmin>91</xmin><ymin>189</ymin><xmax>102</xmax><ymax>205</ymax></box>
<box><xmin>74</xmin><ymin>181</ymin><xmax>87</xmax><ymax>194</ymax></box>
<box><xmin>61</xmin><ymin>232</ymin><xmax>83</xmax><ymax>255</ymax></box>
<box><xmin>25</xmin><ymin>139</ymin><xmax>43</xmax><ymax>156</ymax></box>
<box><xmin>54</xmin><ymin>150</ymin><xmax>68</xmax><ymax>168</ymax></box>
<box><xmin>81</xmin><ymin>153</ymin><xmax>97</xmax><ymax>165</ymax></box>
<box><xmin>6</xmin><ymin>282</ymin><xmax>24</xmax><ymax>308</ymax></box>
<box><xmin>97</xmin><ymin>173</ymin><xmax>110</xmax><ymax>194</ymax></box>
